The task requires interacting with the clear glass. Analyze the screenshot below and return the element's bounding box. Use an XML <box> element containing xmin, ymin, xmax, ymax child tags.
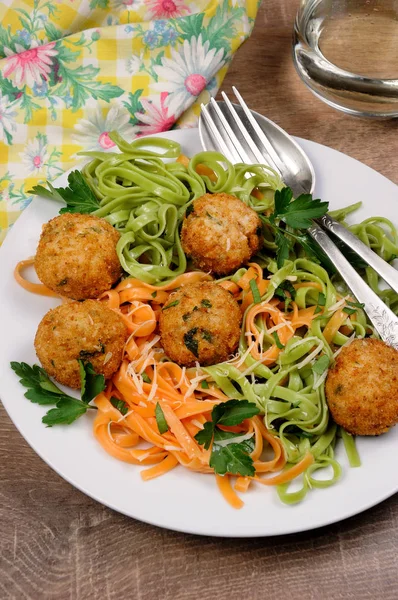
<box><xmin>292</xmin><ymin>0</ymin><xmax>398</xmax><ymax>118</ymax></box>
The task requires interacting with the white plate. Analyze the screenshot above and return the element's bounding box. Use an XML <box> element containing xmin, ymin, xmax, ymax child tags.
<box><xmin>0</xmin><ymin>128</ymin><xmax>397</xmax><ymax>538</ymax></box>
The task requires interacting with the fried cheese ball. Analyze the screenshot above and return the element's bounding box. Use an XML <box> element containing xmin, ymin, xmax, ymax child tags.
<box><xmin>35</xmin><ymin>300</ymin><xmax>128</xmax><ymax>389</ymax></box>
<box><xmin>35</xmin><ymin>212</ymin><xmax>122</xmax><ymax>300</ymax></box>
<box><xmin>325</xmin><ymin>338</ymin><xmax>398</xmax><ymax>436</ymax></box>
<box><xmin>159</xmin><ymin>281</ymin><xmax>242</xmax><ymax>367</ymax></box>
<box><xmin>181</xmin><ymin>193</ymin><xmax>262</xmax><ymax>275</ymax></box>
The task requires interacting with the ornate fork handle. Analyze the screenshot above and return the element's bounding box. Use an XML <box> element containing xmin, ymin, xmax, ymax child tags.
<box><xmin>317</xmin><ymin>214</ymin><xmax>398</xmax><ymax>294</ymax></box>
<box><xmin>309</xmin><ymin>223</ymin><xmax>398</xmax><ymax>349</ymax></box>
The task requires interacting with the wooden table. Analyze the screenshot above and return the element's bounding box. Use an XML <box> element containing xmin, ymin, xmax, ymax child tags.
<box><xmin>1</xmin><ymin>1</ymin><xmax>398</xmax><ymax>598</ymax></box>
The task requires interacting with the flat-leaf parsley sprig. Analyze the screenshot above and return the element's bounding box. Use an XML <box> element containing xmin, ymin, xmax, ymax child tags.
<box><xmin>195</xmin><ymin>400</ymin><xmax>260</xmax><ymax>477</ymax></box>
<box><xmin>10</xmin><ymin>361</ymin><xmax>105</xmax><ymax>426</ymax></box>
<box><xmin>261</xmin><ymin>186</ymin><xmax>329</xmax><ymax>268</ymax></box>
<box><xmin>29</xmin><ymin>171</ymin><xmax>100</xmax><ymax>214</ymax></box>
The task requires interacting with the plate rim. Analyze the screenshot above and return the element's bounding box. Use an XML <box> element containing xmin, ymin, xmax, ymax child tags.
<box><xmin>1</xmin><ymin>127</ymin><xmax>398</xmax><ymax>537</ymax></box>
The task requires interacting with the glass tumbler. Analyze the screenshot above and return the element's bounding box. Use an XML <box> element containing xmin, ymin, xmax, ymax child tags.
<box><xmin>293</xmin><ymin>0</ymin><xmax>398</xmax><ymax>118</ymax></box>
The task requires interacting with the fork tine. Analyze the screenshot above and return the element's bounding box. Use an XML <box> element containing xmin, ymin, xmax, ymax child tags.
<box><xmin>232</xmin><ymin>86</ymin><xmax>285</xmax><ymax>174</ymax></box>
<box><xmin>200</xmin><ymin>103</ymin><xmax>234</xmax><ymax>161</ymax></box>
<box><xmin>208</xmin><ymin>98</ymin><xmax>251</xmax><ymax>164</ymax></box>
<box><xmin>220</xmin><ymin>91</ymin><xmax>282</xmax><ymax>175</ymax></box>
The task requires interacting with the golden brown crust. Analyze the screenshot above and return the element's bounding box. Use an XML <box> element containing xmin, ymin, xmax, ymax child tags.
<box><xmin>35</xmin><ymin>213</ymin><xmax>122</xmax><ymax>300</ymax></box>
<box><xmin>181</xmin><ymin>193</ymin><xmax>262</xmax><ymax>275</ymax></box>
<box><xmin>34</xmin><ymin>300</ymin><xmax>128</xmax><ymax>389</ymax></box>
<box><xmin>159</xmin><ymin>281</ymin><xmax>242</xmax><ymax>367</ymax></box>
<box><xmin>325</xmin><ymin>338</ymin><xmax>398</xmax><ymax>436</ymax></box>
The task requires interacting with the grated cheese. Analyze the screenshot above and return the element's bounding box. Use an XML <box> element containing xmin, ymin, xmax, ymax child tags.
<box><xmin>327</xmin><ymin>295</ymin><xmax>350</xmax><ymax>314</ymax></box>
<box><xmin>333</xmin><ymin>333</ymin><xmax>357</xmax><ymax>359</ymax></box>
<box><xmin>214</xmin><ymin>432</ymin><xmax>254</xmax><ymax>448</ymax></box>
<box><xmin>147</xmin><ymin>363</ymin><xmax>158</xmax><ymax>402</ymax></box>
<box><xmin>313</xmin><ymin>369</ymin><xmax>328</xmax><ymax>390</ymax></box>
<box><xmin>174</xmin><ymin>366</ymin><xmax>187</xmax><ymax>389</ymax></box>
<box><xmin>103</xmin><ymin>352</ymin><xmax>113</xmax><ymax>365</ymax></box>
<box><xmin>295</xmin><ymin>342</ymin><xmax>324</xmax><ymax>370</ymax></box>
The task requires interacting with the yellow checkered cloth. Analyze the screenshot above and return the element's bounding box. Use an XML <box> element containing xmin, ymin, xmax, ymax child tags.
<box><xmin>0</xmin><ymin>0</ymin><xmax>259</xmax><ymax>244</ymax></box>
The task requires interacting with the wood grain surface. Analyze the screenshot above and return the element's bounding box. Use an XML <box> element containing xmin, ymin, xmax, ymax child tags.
<box><xmin>1</xmin><ymin>1</ymin><xmax>398</xmax><ymax>598</ymax></box>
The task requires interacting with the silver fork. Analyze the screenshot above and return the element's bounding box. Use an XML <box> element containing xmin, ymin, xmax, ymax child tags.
<box><xmin>199</xmin><ymin>88</ymin><xmax>398</xmax><ymax>348</ymax></box>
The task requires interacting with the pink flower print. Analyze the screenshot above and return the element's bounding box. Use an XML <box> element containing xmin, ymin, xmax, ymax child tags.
<box><xmin>184</xmin><ymin>74</ymin><xmax>207</xmax><ymax>96</ymax></box>
<box><xmin>72</xmin><ymin>105</ymin><xmax>137</xmax><ymax>151</ymax></box>
<box><xmin>2</xmin><ymin>42</ymin><xmax>58</xmax><ymax>89</ymax></box>
<box><xmin>136</xmin><ymin>92</ymin><xmax>176</xmax><ymax>136</ymax></box>
<box><xmin>21</xmin><ymin>135</ymin><xmax>48</xmax><ymax>174</ymax></box>
<box><xmin>98</xmin><ymin>132</ymin><xmax>116</xmax><ymax>149</ymax></box>
<box><xmin>144</xmin><ymin>0</ymin><xmax>189</xmax><ymax>19</ymax></box>
<box><xmin>153</xmin><ymin>36</ymin><xmax>225</xmax><ymax>113</ymax></box>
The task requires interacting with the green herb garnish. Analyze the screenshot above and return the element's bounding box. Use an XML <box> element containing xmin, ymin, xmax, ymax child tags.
<box><xmin>274</xmin><ymin>230</ymin><xmax>291</xmax><ymax>269</ymax></box>
<box><xmin>29</xmin><ymin>170</ymin><xmax>100</xmax><ymax>214</ymax></box>
<box><xmin>274</xmin><ymin>280</ymin><xmax>296</xmax><ymax>310</ymax></box>
<box><xmin>262</xmin><ymin>186</ymin><xmax>329</xmax><ymax>269</ymax></box>
<box><xmin>183</xmin><ymin>328</ymin><xmax>199</xmax><ymax>357</ymax></box>
<box><xmin>142</xmin><ymin>373</ymin><xmax>151</xmax><ymax>384</ymax></box>
<box><xmin>162</xmin><ymin>300</ymin><xmax>179</xmax><ymax>310</ymax></box>
<box><xmin>346</xmin><ymin>300</ymin><xmax>365</xmax><ymax>309</ymax></box>
<box><xmin>202</xmin><ymin>330</ymin><xmax>213</xmax><ymax>343</ymax></box>
<box><xmin>343</xmin><ymin>307</ymin><xmax>356</xmax><ymax>315</ymax></box>
<box><xmin>317</xmin><ymin>292</ymin><xmax>326</xmax><ymax>306</ymax></box>
<box><xmin>201</xmin><ymin>299</ymin><xmax>212</xmax><ymax>308</ymax></box>
<box><xmin>271</xmin><ymin>187</ymin><xmax>329</xmax><ymax>230</ymax></box>
<box><xmin>110</xmin><ymin>397</ymin><xmax>129</xmax><ymax>416</ymax></box>
<box><xmin>272</xmin><ymin>331</ymin><xmax>284</xmax><ymax>349</ymax></box>
<box><xmin>194</xmin><ymin>400</ymin><xmax>260</xmax><ymax>476</ymax></box>
<box><xmin>10</xmin><ymin>361</ymin><xmax>105</xmax><ymax>426</ymax></box>
<box><xmin>155</xmin><ymin>402</ymin><xmax>168</xmax><ymax>434</ymax></box>
<box><xmin>201</xmin><ymin>380</ymin><xmax>209</xmax><ymax>389</ymax></box>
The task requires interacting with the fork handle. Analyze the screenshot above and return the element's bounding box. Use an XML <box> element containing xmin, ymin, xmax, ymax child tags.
<box><xmin>316</xmin><ymin>214</ymin><xmax>398</xmax><ymax>295</ymax></box>
<box><xmin>308</xmin><ymin>223</ymin><xmax>398</xmax><ymax>349</ymax></box>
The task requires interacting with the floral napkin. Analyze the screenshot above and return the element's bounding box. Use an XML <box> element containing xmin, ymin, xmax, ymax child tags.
<box><xmin>0</xmin><ymin>0</ymin><xmax>260</xmax><ymax>245</ymax></box>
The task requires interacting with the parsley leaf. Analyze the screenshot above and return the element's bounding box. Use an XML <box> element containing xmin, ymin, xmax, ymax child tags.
<box><xmin>183</xmin><ymin>327</ymin><xmax>199</xmax><ymax>358</ymax></box>
<box><xmin>272</xmin><ymin>187</ymin><xmax>293</xmax><ymax>220</ymax></box>
<box><xmin>162</xmin><ymin>300</ymin><xmax>179</xmax><ymax>310</ymax></box>
<box><xmin>343</xmin><ymin>307</ymin><xmax>356</xmax><ymax>315</ymax></box>
<box><xmin>201</xmin><ymin>299</ymin><xmax>212</xmax><ymax>308</ymax></box>
<box><xmin>194</xmin><ymin>421</ymin><xmax>214</xmax><ymax>449</ymax></box>
<box><xmin>274</xmin><ymin>280</ymin><xmax>296</xmax><ymax>310</ymax></box>
<box><xmin>274</xmin><ymin>191</ymin><xmax>329</xmax><ymax>229</ymax></box>
<box><xmin>155</xmin><ymin>402</ymin><xmax>169</xmax><ymax>434</ymax></box>
<box><xmin>10</xmin><ymin>361</ymin><xmax>103</xmax><ymax>426</ymax></box>
<box><xmin>201</xmin><ymin>380</ymin><xmax>209</xmax><ymax>389</ymax></box>
<box><xmin>210</xmin><ymin>429</ymin><xmax>256</xmax><ymax>477</ymax></box>
<box><xmin>29</xmin><ymin>170</ymin><xmax>100</xmax><ymax>214</ymax></box>
<box><xmin>42</xmin><ymin>397</ymin><xmax>88</xmax><ymax>426</ymax></box>
<box><xmin>79</xmin><ymin>361</ymin><xmax>105</xmax><ymax>404</ymax></box>
<box><xmin>10</xmin><ymin>362</ymin><xmax>64</xmax><ymax>403</ymax></box>
<box><xmin>110</xmin><ymin>397</ymin><xmax>129</xmax><ymax>416</ymax></box>
<box><xmin>272</xmin><ymin>331</ymin><xmax>285</xmax><ymax>349</ymax></box>
<box><xmin>312</xmin><ymin>355</ymin><xmax>330</xmax><ymax>375</ymax></box>
<box><xmin>275</xmin><ymin>230</ymin><xmax>291</xmax><ymax>269</ymax></box>
<box><xmin>347</xmin><ymin>300</ymin><xmax>365</xmax><ymax>309</ymax></box>
<box><xmin>212</xmin><ymin>399</ymin><xmax>260</xmax><ymax>426</ymax></box>
<box><xmin>317</xmin><ymin>292</ymin><xmax>326</xmax><ymax>306</ymax></box>
<box><xmin>194</xmin><ymin>400</ymin><xmax>260</xmax><ymax>476</ymax></box>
